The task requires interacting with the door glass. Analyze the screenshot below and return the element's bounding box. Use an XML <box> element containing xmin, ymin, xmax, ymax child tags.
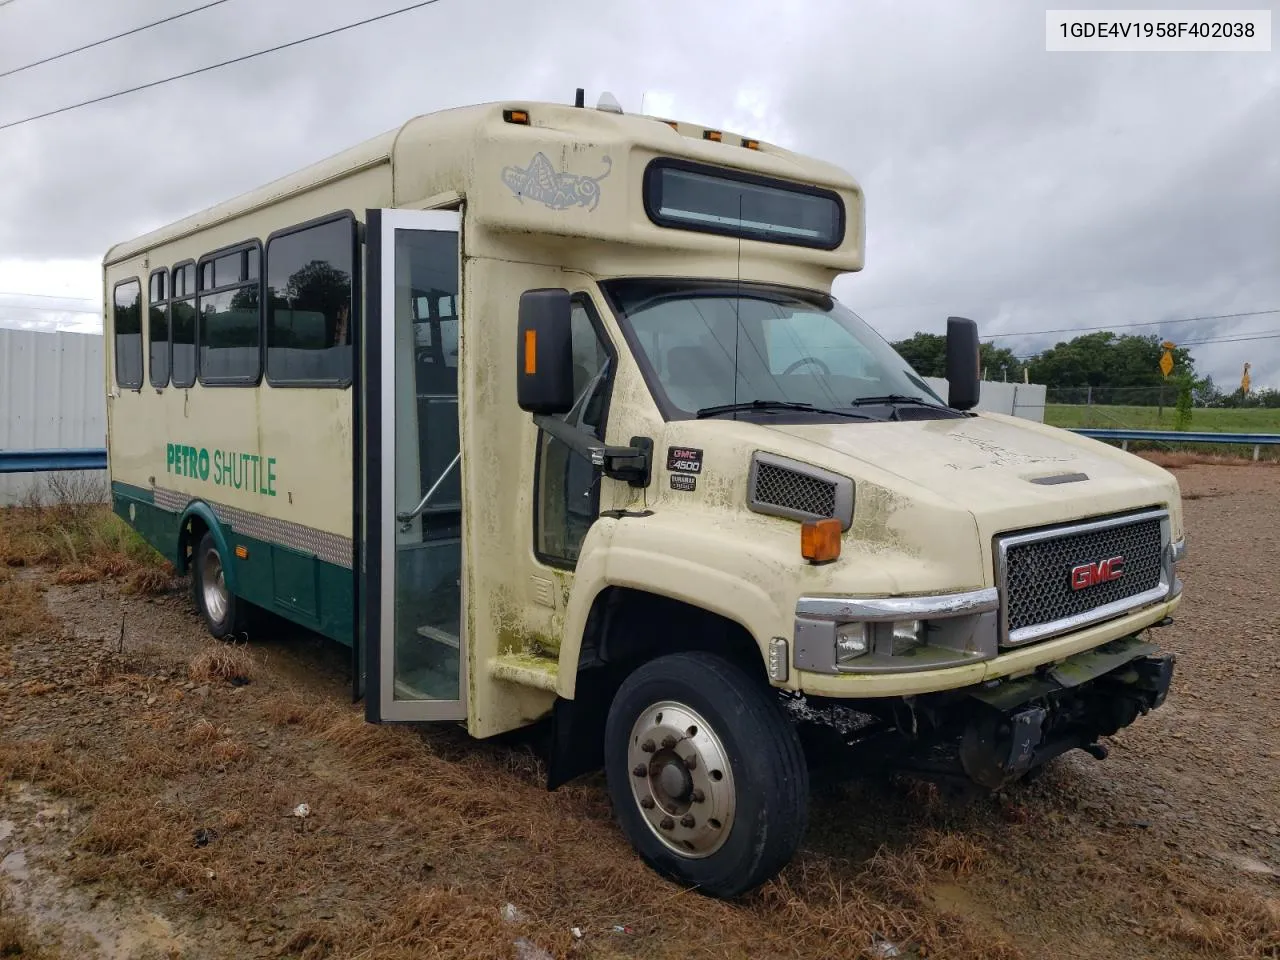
<box><xmin>392</xmin><ymin>228</ymin><xmax>461</xmax><ymax>701</ymax></box>
<box><xmin>536</xmin><ymin>300</ymin><xmax>612</xmax><ymax>566</ymax></box>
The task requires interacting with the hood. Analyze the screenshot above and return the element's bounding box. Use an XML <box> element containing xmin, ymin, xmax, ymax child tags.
<box><xmin>763</xmin><ymin>412</ymin><xmax>1183</xmax><ymax>542</ymax></box>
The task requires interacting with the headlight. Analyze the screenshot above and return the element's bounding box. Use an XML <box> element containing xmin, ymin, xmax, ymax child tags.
<box><xmin>835</xmin><ymin>623</ymin><xmax>869</xmax><ymax>662</ymax></box>
<box><xmin>793</xmin><ymin>588</ymin><xmax>1001</xmax><ymax>675</ymax></box>
<box><xmin>890</xmin><ymin>620</ymin><xmax>922</xmax><ymax>655</ymax></box>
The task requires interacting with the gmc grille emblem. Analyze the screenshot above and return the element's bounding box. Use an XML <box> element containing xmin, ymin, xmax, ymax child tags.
<box><xmin>1071</xmin><ymin>556</ymin><xmax>1125</xmax><ymax>590</ymax></box>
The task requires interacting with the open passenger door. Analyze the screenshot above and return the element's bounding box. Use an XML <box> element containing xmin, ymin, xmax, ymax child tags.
<box><xmin>355</xmin><ymin>208</ymin><xmax>466</xmax><ymax>722</ymax></box>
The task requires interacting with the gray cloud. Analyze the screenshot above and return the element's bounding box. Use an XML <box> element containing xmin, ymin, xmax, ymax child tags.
<box><xmin>0</xmin><ymin>0</ymin><xmax>1277</xmax><ymax>385</ymax></box>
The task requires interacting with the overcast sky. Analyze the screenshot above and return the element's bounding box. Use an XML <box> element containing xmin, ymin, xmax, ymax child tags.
<box><xmin>1</xmin><ymin>0</ymin><xmax>1277</xmax><ymax>388</ymax></box>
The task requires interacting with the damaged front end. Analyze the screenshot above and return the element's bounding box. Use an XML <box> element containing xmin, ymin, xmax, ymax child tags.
<box><xmin>951</xmin><ymin>635</ymin><xmax>1175</xmax><ymax>788</ymax></box>
<box><xmin>794</xmin><ymin>633</ymin><xmax>1177</xmax><ymax>790</ymax></box>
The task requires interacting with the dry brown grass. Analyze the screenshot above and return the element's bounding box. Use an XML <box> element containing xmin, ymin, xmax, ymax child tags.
<box><xmin>0</xmin><ymin>688</ymin><xmax>1031</xmax><ymax>960</ymax></box>
<box><xmin>187</xmin><ymin>642</ymin><xmax>255</xmax><ymax>684</ymax></box>
<box><xmin>4</xmin><ymin>573</ymin><xmax>1273</xmax><ymax>960</ymax></box>
<box><xmin>0</xmin><ymin>579</ymin><xmax>56</xmax><ymax>647</ymax></box>
<box><xmin>1136</xmin><ymin>863</ymin><xmax>1280</xmax><ymax>959</ymax></box>
<box><xmin>0</xmin><ymin>498</ymin><xmax>172</xmax><ymax>593</ymax></box>
<box><xmin>0</xmin><ymin>903</ymin><xmax>61</xmax><ymax>960</ymax></box>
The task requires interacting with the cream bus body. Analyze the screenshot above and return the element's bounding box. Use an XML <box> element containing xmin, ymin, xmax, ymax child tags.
<box><xmin>104</xmin><ymin>98</ymin><xmax>1186</xmax><ymax>898</ymax></box>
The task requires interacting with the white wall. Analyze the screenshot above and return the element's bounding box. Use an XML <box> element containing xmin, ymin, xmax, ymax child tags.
<box><xmin>923</xmin><ymin>377</ymin><xmax>1046</xmax><ymax>422</ymax></box>
<box><xmin>0</xmin><ymin>329</ymin><xmax>108</xmax><ymax>506</ymax></box>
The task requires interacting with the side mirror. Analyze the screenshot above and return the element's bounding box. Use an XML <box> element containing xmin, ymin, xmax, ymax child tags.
<box><xmin>945</xmin><ymin>316</ymin><xmax>981</xmax><ymax>411</ymax></box>
<box><xmin>517</xmin><ymin>288</ymin><xmax>574</xmax><ymax>414</ymax></box>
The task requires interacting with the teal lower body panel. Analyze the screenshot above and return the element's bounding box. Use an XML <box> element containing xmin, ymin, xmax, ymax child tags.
<box><xmin>109</xmin><ymin>481</ymin><xmax>354</xmax><ymax>647</ymax></box>
<box><xmin>112</xmin><ymin>481</ymin><xmax>182</xmax><ymax>567</ymax></box>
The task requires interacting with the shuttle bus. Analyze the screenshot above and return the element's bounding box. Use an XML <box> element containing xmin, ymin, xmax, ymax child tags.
<box><xmin>103</xmin><ymin>94</ymin><xmax>1186</xmax><ymax>897</ymax></box>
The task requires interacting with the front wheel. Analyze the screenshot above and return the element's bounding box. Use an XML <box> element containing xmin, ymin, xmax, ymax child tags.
<box><xmin>603</xmin><ymin>651</ymin><xmax>809</xmax><ymax>898</ymax></box>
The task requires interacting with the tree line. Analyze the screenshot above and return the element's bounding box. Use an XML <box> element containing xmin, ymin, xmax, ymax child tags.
<box><xmin>891</xmin><ymin>330</ymin><xmax>1279</xmax><ymax>408</ymax></box>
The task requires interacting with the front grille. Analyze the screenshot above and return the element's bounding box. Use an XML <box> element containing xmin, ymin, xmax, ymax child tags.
<box><xmin>754</xmin><ymin>461</ymin><xmax>837</xmax><ymax>518</ymax></box>
<box><xmin>999</xmin><ymin>512</ymin><xmax>1166</xmax><ymax>644</ymax></box>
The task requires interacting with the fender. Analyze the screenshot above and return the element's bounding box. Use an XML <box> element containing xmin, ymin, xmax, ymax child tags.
<box><xmin>554</xmin><ymin>510</ymin><xmax>793</xmax><ymax>699</ymax></box>
<box><xmin>179</xmin><ymin>500</ymin><xmax>240</xmax><ymax>596</ymax></box>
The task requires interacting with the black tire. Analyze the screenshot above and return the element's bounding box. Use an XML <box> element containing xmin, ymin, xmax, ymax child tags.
<box><xmin>191</xmin><ymin>531</ymin><xmax>251</xmax><ymax>640</ymax></box>
<box><xmin>603</xmin><ymin>651</ymin><xmax>809</xmax><ymax>898</ymax></box>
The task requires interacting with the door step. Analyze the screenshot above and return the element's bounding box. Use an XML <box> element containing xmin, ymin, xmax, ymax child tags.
<box><xmin>416</xmin><ymin>624</ymin><xmax>460</xmax><ymax>649</ymax></box>
<box><xmin>488</xmin><ymin>653</ymin><xmax>559</xmax><ymax>692</ymax></box>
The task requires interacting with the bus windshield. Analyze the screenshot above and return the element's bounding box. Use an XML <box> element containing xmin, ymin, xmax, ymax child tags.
<box><xmin>602</xmin><ymin>278</ymin><xmax>949</xmax><ymax>421</ymax></box>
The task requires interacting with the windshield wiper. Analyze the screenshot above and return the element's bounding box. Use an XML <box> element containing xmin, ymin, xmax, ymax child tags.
<box><xmin>696</xmin><ymin>400</ymin><xmax>875</xmax><ymax>420</ymax></box>
<box><xmin>849</xmin><ymin>394</ymin><xmax>950</xmax><ymax>411</ymax></box>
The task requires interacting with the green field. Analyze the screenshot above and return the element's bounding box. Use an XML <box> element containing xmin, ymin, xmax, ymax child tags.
<box><xmin>1044</xmin><ymin>404</ymin><xmax>1280</xmax><ymax>433</ymax></box>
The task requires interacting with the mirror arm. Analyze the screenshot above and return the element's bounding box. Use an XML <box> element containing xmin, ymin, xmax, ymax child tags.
<box><xmin>532</xmin><ymin>415</ymin><xmax>652</xmax><ymax>488</ymax></box>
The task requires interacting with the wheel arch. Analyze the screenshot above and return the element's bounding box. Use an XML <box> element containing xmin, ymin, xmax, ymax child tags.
<box><xmin>545</xmin><ymin>584</ymin><xmax>774</xmax><ymax>791</ymax></box>
<box><xmin>178</xmin><ymin>500</ymin><xmax>238</xmax><ymax>595</ymax></box>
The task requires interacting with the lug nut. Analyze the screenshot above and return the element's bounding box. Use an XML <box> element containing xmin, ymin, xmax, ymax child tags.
<box><xmin>640</xmin><ymin>796</ymin><xmax>655</xmax><ymax>809</ymax></box>
<box><xmin>641</xmin><ymin>739</ymin><xmax>655</xmax><ymax>753</ymax></box>
<box><xmin>633</xmin><ymin>764</ymin><xmax>647</xmax><ymax>777</ymax></box>
<box><xmin>690</xmin><ymin>789</ymin><xmax>705</xmax><ymax>803</ymax></box>
<box><xmin>680</xmin><ymin>814</ymin><xmax>696</xmax><ymax>828</ymax></box>
<box><xmin>659</xmin><ymin>816</ymin><xmax>675</xmax><ymax>831</ymax></box>
<box><xmin>661</xmin><ymin>735</ymin><xmax>677</xmax><ymax>750</ymax></box>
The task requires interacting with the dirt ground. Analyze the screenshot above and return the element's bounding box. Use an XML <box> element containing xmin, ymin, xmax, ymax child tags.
<box><xmin>1</xmin><ymin>462</ymin><xmax>1278</xmax><ymax>960</ymax></box>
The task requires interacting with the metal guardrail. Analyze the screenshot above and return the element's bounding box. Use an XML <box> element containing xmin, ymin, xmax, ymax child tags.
<box><xmin>0</xmin><ymin>448</ymin><xmax>108</xmax><ymax>474</ymax></box>
<box><xmin>1072</xmin><ymin>428</ymin><xmax>1280</xmax><ymax>461</ymax></box>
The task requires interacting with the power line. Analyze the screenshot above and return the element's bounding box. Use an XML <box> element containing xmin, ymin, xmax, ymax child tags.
<box><xmin>986</xmin><ymin>308</ymin><xmax>1280</xmax><ymax>340</ymax></box>
<box><xmin>0</xmin><ymin>1</ymin><xmax>232</xmax><ymax>80</ymax></box>
<box><xmin>0</xmin><ymin>0</ymin><xmax>446</xmax><ymax>132</ymax></box>
<box><xmin>1015</xmin><ymin>329</ymin><xmax>1280</xmax><ymax>359</ymax></box>
<box><xmin>0</xmin><ymin>290</ymin><xmax>95</xmax><ymax>301</ymax></box>
<box><xmin>1179</xmin><ymin>330</ymin><xmax>1280</xmax><ymax>346</ymax></box>
<box><xmin>0</xmin><ymin>304</ymin><xmax>100</xmax><ymax>314</ymax></box>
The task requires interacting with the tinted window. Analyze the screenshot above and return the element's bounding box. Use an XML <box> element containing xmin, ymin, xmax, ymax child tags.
<box><xmin>174</xmin><ymin>263</ymin><xmax>194</xmax><ymax>298</ymax></box>
<box><xmin>113</xmin><ymin>279</ymin><xmax>143</xmax><ymax>389</ymax></box>
<box><xmin>644</xmin><ymin>160</ymin><xmax>843</xmax><ymax>249</ymax></box>
<box><xmin>213</xmin><ymin>252</ymin><xmax>243</xmax><ymax>288</ymax></box>
<box><xmin>197</xmin><ymin>245</ymin><xmax>261</xmax><ymax>384</ymax></box>
<box><xmin>148</xmin><ymin>268</ymin><xmax>170</xmax><ymax>388</ymax></box>
<box><xmin>172</xmin><ymin>298</ymin><xmax>196</xmax><ymax>387</ymax></box>
<box><xmin>265</xmin><ymin>217</ymin><xmax>355</xmax><ymax>385</ymax></box>
<box><xmin>199</xmin><ymin>285</ymin><xmax>260</xmax><ymax>382</ymax></box>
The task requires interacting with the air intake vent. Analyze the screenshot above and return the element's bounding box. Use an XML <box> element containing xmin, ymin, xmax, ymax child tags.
<box><xmin>747</xmin><ymin>452</ymin><xmax>854</xmax><ymax>529</ymax></box>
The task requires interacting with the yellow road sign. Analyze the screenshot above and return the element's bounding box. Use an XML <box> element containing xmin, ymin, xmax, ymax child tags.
<box><xmin>1160</xmin><ymin>350</ymin><xmax>1174</xmax><ymax>378</ymax></box>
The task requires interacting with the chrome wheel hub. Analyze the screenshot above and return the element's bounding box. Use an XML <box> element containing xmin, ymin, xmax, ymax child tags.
<box><xmin>626</xmin><ymin>700</ymin><xmax>735</xmax><ymax>858</ymax></box>
<box><xmin>200</xmin><ymin>544</ymin><xmax>229</xmax><ymax>625</ymax></box>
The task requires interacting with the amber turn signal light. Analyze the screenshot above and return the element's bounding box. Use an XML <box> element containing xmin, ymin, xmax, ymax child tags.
<box><xmin>523</xmin><ymin>329</ymin><xmax>537</xmax><ymax>375</ymax></box>
<box><xmin>800</xmin><ymin>517</ymin><xmax>841</xmax><ymax>563</ymax></box>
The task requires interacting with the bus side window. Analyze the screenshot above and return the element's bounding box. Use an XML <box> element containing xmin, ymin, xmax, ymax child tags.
<box><xmin>171</xmin><ymin>263</ymin><xmax>197</xmax><ymax>388</ymax></box>
<box><xmin>149</xmin><ymin>269</ymin><xmax>170</xmax><ymax>388</ymax></box>
<box><xmin>265</xmin><ymin>214</ymin><xmax>356</xmax><ymax>386</ymax></box>
<box><xmin>113</xmin><ymin>278</ymin><xmax>143</xmax><ymax>391</ymax></box>
<box><xmin>534</xmin><ymin>297</ymin><xmax>613</xmax><ymax>567</ymax></box>
<box><xmin>197</xmin><ymin>243</ymin><xmax>262</xmax><ymax>386</ymax></box>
